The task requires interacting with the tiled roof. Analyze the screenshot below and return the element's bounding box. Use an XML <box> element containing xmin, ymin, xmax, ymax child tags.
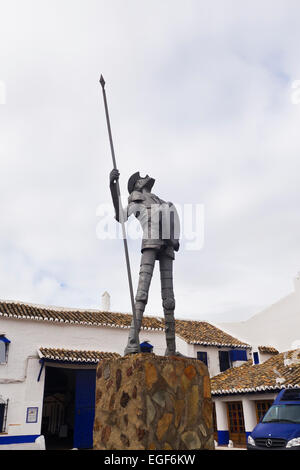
<box><xmin>258</xmin><ymin>346</ymin><xmax>279</xmax><ymax>355</ymax></box>
<box><xmin>175</xmin><ymin>319</ymin><xmax>250</xmax><ymax>348</ymax></box>
<box><xmin>211</xmin><ymin>350</ymin><xmax>300</xmax><ymax>395</ymax></box>
<box><xmin>0</xmin><ymin>300</ymin><xmax>249</xmax><ymax>348</ymax></box>
<box><xmin>0</xmin><ymin>300</ymin><xmax>164</xmax><ymax>331</ymax></box>
<box><xmin>39</xmin><ymin>347</ymin><xmax>120</xmax><ymax>363</ymax></box>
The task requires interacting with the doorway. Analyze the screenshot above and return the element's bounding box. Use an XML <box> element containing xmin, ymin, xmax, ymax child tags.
<box><xmin>226</xmin><ymin>401</ymin><xmax>246</xmax><ymax>446</ymax></box>
<box><xmin>41</xmin><ymin>365</ymin><xmax>96</xmax><ymax>449</ymax></box>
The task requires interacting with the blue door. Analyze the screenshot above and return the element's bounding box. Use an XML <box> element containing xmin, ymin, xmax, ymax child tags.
<box><xmin>73</xmin><ymin>369</ymin><xmax>96</xmax><ymax>449</ymax></box>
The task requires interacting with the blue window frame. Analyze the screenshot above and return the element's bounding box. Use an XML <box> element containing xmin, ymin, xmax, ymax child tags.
<box><xmin>0</xmin><ymin>336</ymin><xmax>10</xmax><ymax>364</ymax></box>
<box><xmin>253</xmin><ymin>352</ymin><xmax>259</xmax><ymax>364</ymax></box>
<box><xmin>197</xmin><ymin>351</ymin><xmax>208</xmax><ymax>366</ymax></box>
<box><xmin>229</xmin><ymin>349</ymin><xmax>247</xmax><ymax>362</ymax></box>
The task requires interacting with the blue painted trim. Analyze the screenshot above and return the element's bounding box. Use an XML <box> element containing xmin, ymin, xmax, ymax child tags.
<box><xmin>0</xmin><ymin>434</ymin><xmax>40</xmax><ymax>444</ymax></box>
<box><xmin>37</xmin><ymin>359</ymin><xmax>45</xmax><ymax>382</ymax></box>
<box><xmin>73</xmin><ymin>369</ymin><xmax>96</xmax><ymax>449</ymax></box>
<box><xmin>0</xmin><ymin>336</ymin><xmax>10</xmax><ymax>343</ymax></box>
<box><xmin>253</xmin><ymin>352</ymin><xmax>259</xmax><ymax>364</ymax></box>
<box><xmin>229</xmin><ymin>349</ymin><xmax>247</xmax><ymax>362</ymax></box>
<box><xmin>217</xmin><ymin>430</ymin><xmax>229</xmax><ymax>445</ymax></box>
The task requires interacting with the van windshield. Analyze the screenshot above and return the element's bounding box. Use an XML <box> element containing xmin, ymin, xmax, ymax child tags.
<box><xmin>262</xmin><ymin>405</ymin><xmax>300</xmax><ymax>424</ymax></box>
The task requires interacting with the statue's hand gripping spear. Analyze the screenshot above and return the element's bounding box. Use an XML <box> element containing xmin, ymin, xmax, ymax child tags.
<box><xmin>99</xmin><ymin>75</ymin><xmax>140</xmax><ymax>353</ymax></box>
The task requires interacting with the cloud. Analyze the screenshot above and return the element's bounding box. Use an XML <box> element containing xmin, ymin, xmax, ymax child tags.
<box><xmin>0</xmin><ymin>0</ymin><xmax>300</xmax><ymax>323</ymax></box>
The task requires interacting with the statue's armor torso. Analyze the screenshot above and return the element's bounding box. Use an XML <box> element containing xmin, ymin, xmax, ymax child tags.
<box><xmin>126</xmin><ymin>191</ymin><xmax>179</xmax><ymax>259</ymax></box>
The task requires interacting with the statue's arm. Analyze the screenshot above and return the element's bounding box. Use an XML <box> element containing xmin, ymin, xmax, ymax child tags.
<box><xmin>168</xmin><ymin>202</ymin><xmax>180</xmax><ymax>251</ymax></box>
<box><xmin>109</xmin><ymin>169</ymin><xmax>121</xmax><ymax>222</ymax></box>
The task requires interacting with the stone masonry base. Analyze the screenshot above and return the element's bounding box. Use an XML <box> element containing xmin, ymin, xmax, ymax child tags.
<box><xmin>93</xmin><ymin>353</ymin><xmax>214</xmax><ymax>450</ymax></box>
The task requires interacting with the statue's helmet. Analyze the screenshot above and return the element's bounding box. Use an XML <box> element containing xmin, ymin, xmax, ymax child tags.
<box><xmin>127</xmin><ymin>172</ymin><xmax>141</xmax><ymax>194</ymax></box>
<box><xmin>127</xmin><ymin>172</ymin><xmax>155</xmax><ymax>194</ymax></box>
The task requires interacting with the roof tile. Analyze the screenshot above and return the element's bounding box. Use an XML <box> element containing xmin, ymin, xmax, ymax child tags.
<box><xmin>258</xmin><ymin>345</ymin><xmax>279</xmax><ymax>355</ymax></box>
<box><xmin>211</xmin><ymin>350</ymin><xmax>300</xmax><ymax>395</ymax></box>
<box><xmin>0</xmin><ymin>300</ymin><xmax>250</xmax><ymax>348</ymax></box>
<box><xmin>39</xmin><ymin>347</ymin><xmax>120</xmax><ymax>363</ymax></box>
<box><xmin>175</xmin><ymin>319</ymin><xmax>250</xmax><ymax>348</ymax></box>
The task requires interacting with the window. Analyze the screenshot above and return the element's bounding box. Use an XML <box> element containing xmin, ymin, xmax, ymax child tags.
<box><xmin>229</xmin><ymin>349</ymin><xmax>247</xmax><ymax>362</ymax></box>
<box><xmin>281</xmin><ymin>389</ymin><xmax>300</xmax><ymax>401</ymax></box>
<box><xmin>262</xmin><ymin>404</ymin><xmax>300</xmax><ymax>424</ymax></box>
<box><xmin>253</xmin><ymin>352</ymin><xmax>259</xmax><ymax>364</ymax></box>
<box><xmin>197</xmin><ymin>351</ymin><xmax>208</xmax><ymax>366</ymax></box>
<box><xmin>0</xmin><ymin>398</ymin><xmax>8</xmax><ymax>433</ymax></box>
<box><xmin>0</xmin><ymin>336</ymin><xmax>10</xmax><ymax>364</ymax></box>
<box><xmin>255</xmin><ymin>400</ymin><xmax>273</xmax><ymax>423</ymax></box>
<box><xmin>219</xmin><ymin>351</ymin><xmax>231</xmax><ymax>372</ymax></box>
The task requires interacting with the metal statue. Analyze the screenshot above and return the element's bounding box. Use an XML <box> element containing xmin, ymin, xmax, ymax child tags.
<box><xmin>100</xmin><ymin>74</ymin><xmax>180</xmax><ymax>356</ymax></box>
<box><xmin>109</xmin><ymin>169</ymin><xmax>180</xmax><ymax>356</ymax></box>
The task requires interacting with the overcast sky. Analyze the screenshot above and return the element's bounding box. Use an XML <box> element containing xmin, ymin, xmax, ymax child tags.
<box><xmin>0</xmin><ymin>0</ymin><xmax>300</xmax><ymax>323</ymax></box>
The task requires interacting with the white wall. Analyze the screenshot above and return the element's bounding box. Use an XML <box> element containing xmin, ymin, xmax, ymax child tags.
<box><xmin>217</xmin><ymin>277</ymin><xmax>300</xmax><ymax>353</ymax></box>
<box><xmin>193</xmin><ymin>345</ymin><xmax>222</xmax><ymax>377</ymax></box>
<box><xmin>0</xmin><ymin>316</ymin><xmax>168</xmax><ymax>365</ymax></box>
<box><xmin>214</xmin><ymin>399</ymin><xmax>228</xmax><ymax>431</ymax></box>
<box><xmin>0</xmin><ymin>358</ymin><xmax>44</xmax><ymax>436</ymax></box>
<box><xmin>192</xmin><ymin>345</ymin><xmax>250</xmax><ymax>377</ymax></box>
<box><xmin>175</xmin><ymin>336</ymin><xmax>194</xmax><ymax>357</ymax></box>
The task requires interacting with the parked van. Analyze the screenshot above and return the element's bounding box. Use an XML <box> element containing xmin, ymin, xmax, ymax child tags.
<box><xmin>247</xmin><ymin>388</ymin><xmax>300</xmax><ymax>450</ymax></box>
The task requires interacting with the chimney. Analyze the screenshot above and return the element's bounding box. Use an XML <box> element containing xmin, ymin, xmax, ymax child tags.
<box><xmin>101</xmin><ymin>291</ymin><xmax>110</xmax><ymax>311</ymax></box>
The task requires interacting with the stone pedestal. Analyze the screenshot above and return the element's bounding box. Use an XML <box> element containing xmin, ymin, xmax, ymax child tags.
<box><xmin>93</xmin><ymin>353</ymin><xmax>214</xmax><ymax>450</ymax></box>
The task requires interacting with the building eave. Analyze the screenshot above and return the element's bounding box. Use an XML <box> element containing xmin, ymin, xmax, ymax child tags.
<box><xmin>211</xmin><ymin>383</ymin><xmax>300</xmax><ymax>396</ymax></box>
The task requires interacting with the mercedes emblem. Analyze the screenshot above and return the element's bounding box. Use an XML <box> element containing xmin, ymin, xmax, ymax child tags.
<box><xmin>266</xmin><ymin>439</ymin><xmax>272</xmax><ymax>447</ymax></box>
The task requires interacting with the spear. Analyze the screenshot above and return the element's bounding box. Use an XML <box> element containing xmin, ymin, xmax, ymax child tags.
<box><xmin>99</xmin><ymin>75</ymin><xmax>140</xmax><ymax>353</ymax></box>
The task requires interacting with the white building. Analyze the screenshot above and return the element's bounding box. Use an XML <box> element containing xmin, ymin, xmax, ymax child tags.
<box><xmin>211</xmin><ymin>349</ymin><xmax>300</xmax><ymax>448</ymax></box>
<box><xmin>218</xmin><ymin>274</ymin><xmax>300</xmax><ymax>353</ymax></box>
<box><xmin>0</xmin><ymin>296</ymin><xmax>256</xmax><ymax>450</ymax></box>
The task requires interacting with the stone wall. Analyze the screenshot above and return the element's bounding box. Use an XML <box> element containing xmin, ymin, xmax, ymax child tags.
<box><xmin>93</xmin><ymin>353</ymin><xmax>214</xmax><ymax>450</ymax></box>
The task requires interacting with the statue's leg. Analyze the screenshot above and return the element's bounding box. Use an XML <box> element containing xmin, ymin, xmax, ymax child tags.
<box><xmin>159</xmin><ymin>254</ymin><xmax>176</xmax><ymax>356</ymax></box>
<box><xmin>124</xmin><ymin>249</ymin><xmax>156</xmax><ymax>355</ymax></box>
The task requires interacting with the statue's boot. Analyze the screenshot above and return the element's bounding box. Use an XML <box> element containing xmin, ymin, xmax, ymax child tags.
<box><xmin>164</xmin><ymin>310</ymin><xmax>186</xmax><ymax>357</ymax></box>
<box><xmin>164</xmin><ymin>310</ymin><xmax>176</xmax><ymax>355</ymax></box>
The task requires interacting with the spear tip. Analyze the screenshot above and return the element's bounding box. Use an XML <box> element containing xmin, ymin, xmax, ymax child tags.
<box><xmin>99</xmin><ymin>74</ymin><xmax>105</xmax><ymax>88</ymax></box>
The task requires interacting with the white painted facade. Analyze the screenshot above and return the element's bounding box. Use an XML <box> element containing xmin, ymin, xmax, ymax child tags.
<box><xmin>213</xmin><ymin>392</ymin><xmax>277</xmax><ymax>445</ymax></box>
<box><xmin>218</xmin><ymin>274</ymin><xmax>300</xmax><ymax>353</ymax></box>
<box><xmin>0</xmin><ymin>303</ymin><xmax>253</xmax><ymax>450</ymax></box>
<box><xmin>192</xmin><ymin>344</ymin><xmax>248</xmax><ymax>377</ymax></box>
<box><xmin>0</xmin><ymin>315</ymin><xmax>164</xmax><ymax>449</ymax></box>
